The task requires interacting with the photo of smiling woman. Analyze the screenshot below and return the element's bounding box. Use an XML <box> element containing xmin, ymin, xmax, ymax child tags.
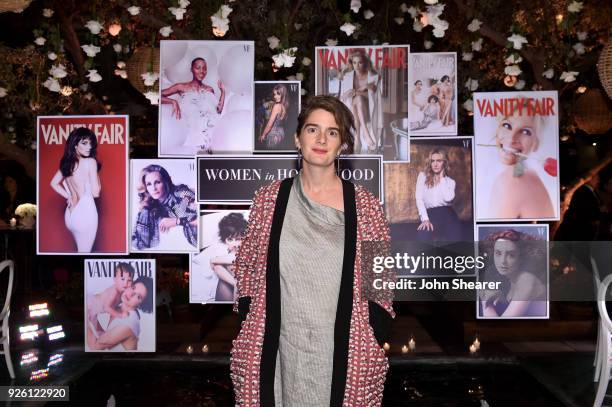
<box><xmin>477</xmin><ymin>224</ymin><xmax>549</xmax><ymax>319</ymax></box>
<box><xmin>254</xmin><ymin>81</ymin><xmax>301</xmax><ymax>152</ymax></box>
<box><xmin>130</xmin><ymin>159</ymin><xmax>198</xmax><ymax>253</ymax></box>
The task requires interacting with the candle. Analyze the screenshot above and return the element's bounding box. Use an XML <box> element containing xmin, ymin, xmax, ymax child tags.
<box><xmin>382</xmin><ymin>342</ymin><xmax>390</xmax><ymax>352</ymax></box>
<box><xmin>469</xmin><ymin>344</ymin><xmax>477</xmax><ymax>354</ymax></box>
<box><xmin>401</xmin><ymin>345</ymin><xmax>409</xmax><ymax>354</ymax></box>
<box><xmin>473</xmin><ymin>338</ymin><xmax>480</xmax><ymax>350</ymax></box>
<box><xmin>408</xmin><ymin>337</ymin><xmax>416</xmax><ymax>351</ymax></box>
<box><xmin>9</xmin><ymin>218</ymin><xmax>16</xmax><ymax>227</ymax></box>
<box><xmin>186</xmin><ymin>345</ymin><xmax>193</xmax><ymax>354</ymax></box>
<box><xmin>202</xmin><ymin>344</ymin><xmax>209</xmax><ymax>353</ymax></box>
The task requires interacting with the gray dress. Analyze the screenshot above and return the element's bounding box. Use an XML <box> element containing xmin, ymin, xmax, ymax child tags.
<box><xmin>273</xmin><ymin>174</ymin><xmax>345</xmax><ymax>406</ymax></box>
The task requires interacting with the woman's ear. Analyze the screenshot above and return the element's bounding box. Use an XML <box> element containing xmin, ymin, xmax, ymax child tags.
<box><xmin>294</xmin><ymin>133</ymin><xmax>300</xmax><ymax>150</ymax></box>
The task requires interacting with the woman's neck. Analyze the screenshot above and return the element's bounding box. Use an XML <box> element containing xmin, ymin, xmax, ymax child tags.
<box><xmin>300</xmin><ymin>164</ymin><xmax>339</xmax><ymax>193</ymax></box>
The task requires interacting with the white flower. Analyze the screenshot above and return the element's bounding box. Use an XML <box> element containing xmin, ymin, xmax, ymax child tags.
<box><xmin>15</xmin><ymin>203</ymin><xmax>36</xmax><ymax>217</ymax></box>
<box><xmin>507</xmin><ymin>33</ymin><xmax>528</xmax><ymax>50</ymax></box>
<box><xmin>504</xmin><ymin>54</ymin><xmax>523</xmax><ymax>64</ymax></box>
<box><xmin>42</xmin><ymin>8</ymin><xmax>54</xmax><ymax>18</ymax></box>
<box><xmin>117</xmin><ymin>61</ymin><xmax>126</xmax><ymax>69</ymax></box>
<box><xmin>114</xmin><ymin>69</ymin><xmax>128</xmax><ymax>79</ymax></box>
<box><xmin>464</xmin><ymin>78</ymin><xmax>479</xmax><ymax>91</ymax></box>
<box><xmin>211</xmin><ymin>4</ymin><xmax>233</xmax><ymax>36</ymax></box>
<box><xmin>542</xmin><ymin>68</ymin><xmax>554</xmax><ymax>79</ymax></box>
<box><xmin>467</xmin><ymin>18</ymin><xmax>482</xmax><ymax>32</ymax></box>
<box><xmin>0</xmin><ymin>87</ymin><xmax>7</xmax><ymax>98</ymax></box>
<box><xmin>144</xmin><ymin>91</ymin><xmax>159</xmax><ymax>105</ymax></box>
<box><xmin>85</xmin><ymin>20</ymin><xmax>104</xmax><ymax>35</ymax></box>
<box><xmin>302</xmin><ymin>57</ymin><xmax>311</xmax><ymax>66</ymax></box>
<box><xmin>462</xmin><ymin>98</ymin><xmax>473</xmax><ymax>112</ymax></box>
<box><xmin>141</xmin><ymin>72</ymin><xmax>159</xmax><ymax>87</ymax></box>
<box><xmin>113</xmin><ymin>43</ymin><xmax>122</xmax><ymax>53</ymax></box>
<box><xmin>179</xmin><ymin>0</ymin><xmax>190</xmax><ymax>8</ymax></box>
<box><xmin>127</xmin><ymin>6</ymin><xmax>141</xmax><ymax>16</ymax></box>
<box><xmin>34</xmin><ymin>37</ymin><xmax>46</xmax><ymax>46</ymax></box>
<box><xmin>87</xmin><ymin>69</ymin><xmax>102</xmax><ymax>83</ymax></box>
<box><xmin>363</xmin><ymin>9</ymin><xmax>374</xmax><ymax>19</ymax></box>
<box><xmin>168</xmin><ymin>7</ymin><xmax>187</xmax><ymax>20</ymax></box>
<box><xmin>340</xmin><ymin>22</ymin><xmax>357</xmax><ymax>36</ymax></box>
<box><xmin>413</xmin><ymin>19</ymin><xmax>423</xmax><ymax>32</ymax></box>
<box><xmin>572</xmin><ymin>42</ymin><xmax>585</xmax><ymax>55</ymax></box>
<box><xmin>471</xmin><ymin>38</ymin><xmax>483</xmax><ymax>52</ymax></box>
<box><xmin>567</xmin><ymin>1</ymin><xmax>583</xmax><ymax>13</ymax></box>
<box><xmin>325</xmin><ymin>38</ymin><xmax>338</xmax><ymax>47</ymax></box>
<box><xmin>577</xmin><ymin>31</ymin><xmax>587</xmax><ymax>41</ymax></box>
<box><xmin>47</xmin><ymin>52</ymin><xmax>57</xmax><ymax>60</ymax></box>
<box><xmin>43</xmin><ymin>77</ymin><xmax>61</xmax><ymax>92</ymax></box>
<box><xmin>81</xmin><ymin>44</ymin><xmax>101</xmax><ymax>58</ymax></box>
<box><xmin>296</xmin><ymin>72</ymin><xmax>304</xmax><ymax>81</ymax></box>
<box><xmin>30</xmin><ymin>141</ymin><xmax>37</xmax><ymax>150</ymax></box>
<box><xmin>424</xmin><ymin>40</ymin><xmax>433</xmax><ymax>50</ymax></box>
<box><xmin>350</xmin><ymin>0</ymin><xmax>361</xmax><ymax>13</ymax></box>
<box><xmin>399</xmin><ymin>3</ymin><xmax>409</xmax><ymax>13</ymax></box>
<box><xmin>294</xmin><ymin>23</ymin><xmax>302</xmax><ymax>30</ymax></box>
<box><xmin>462</xmin><ymin>52</ymin><xmax>473</xmax><ymax>61</ymax></box>
<box><xmin>504</xmin><ymin>64</ymin><xmax>522</xmax><ymax>76</ymax></box>
<box><xmin>406</xmin><ymin>6</ymin><xmax>419</xmax><ymax>18</ymax></box>
<box><xmin>159</xmin><ymin>26</ymin><xmax>173</xmax><ymax>37</ymax></box>
<box><xmin>424</xmin><ymin>0</ymin><xmax>438</xmax><ymax>4</ymax></box>
<box><xmin>394</xmin><ymin>17</ymin><xmax>405</xmax><ymax>25</ymax></box>
<box><xmin>301</xmin><ymin>88</ymin><xmax>307</xmax><ymax>96</ymax></box>
<box><xmin>514</xmin><ymin>79</ymin><xmax>525</xmax><ymax>90</ymax></box>
<box><xmin>272</xmin><ymin>47</ymin><xmax>297</xmax><ymax>68</ymax></box>
<box><xmin>267</xmin><ymin>36</ymin><xmax>280</xmax><ymax>50</ymax></box>
<box><xmin>432</xmin><ymin>27</ymin><xmax>446</xmax><ymax>38</ymax></box>
<box><xmin>560</xmin><ymin>71</ymin><xmax>579</xmax><ymax>82</ymax></box>
<box><xmin>219</xmin><ymin>4</ymin><xmax>233</xmax><ymax>18</ymax></box>
<box><xmin>49</xmin><ymin>64</ymin><xmax>67</xmax><ymax>79</ymax></box>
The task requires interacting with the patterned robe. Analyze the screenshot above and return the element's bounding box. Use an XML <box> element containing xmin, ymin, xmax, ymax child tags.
<box><xmin>231</xmin><ymin>177</ymin><xmax>395</xmax><ymax>406</ymax></box>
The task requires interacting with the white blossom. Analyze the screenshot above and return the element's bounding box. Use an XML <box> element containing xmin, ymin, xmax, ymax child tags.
<box><xmin>168</xmin><ymin>7</ymin><xmax>187</xmax><ymax>20</ymax></box>
<box><xmin>394</xmin><ymin>17</ymin><xmax>405</xmax><ymax>25</ymax></box>
<box><xmin>113</xmin><ymin>43</ymin><xmax>122</xmax><ymax>53</ymax></box>
<box><xmin>577</xmin><ymin>31</ymin><xmax>587</xmax><ymax>41</ymax></box>
<box><xmin>413</xmin><ymin>19</ymin><xmax>423</xmax><ymax>32</ymax></box>
<box><xmin>462</xmin><ymin>98</ymin><xmax>473</xmax><ymax>112</ymax></box>
<box><xmin>85</xmin><ymin>20</ymin><xmax>104</xmax><ymax>35</ymax></box>
<box><xmin>47</xmin><ymin>52</ymin><xmax>57</xmax><ymax>60</ymax></box>
<box><xmin>117</xmin><ymin>61</ymin><xmax>126</xmax><ymax>69</ymax></box>
<box><xmin>49</xmin><ymin>64</ymin><xmax>67</xmax><ymax>79</ymax></box>
<box><xmin>432</xmin><ymin>27</ymin><xmax>446</xmax><ymax>38</ymax></box>
<box><xmin>426</xmin><ymin>4</ymin><xmax>449</xmax><ymax>38</ymax></box>
<box><xmin>141</xmin><ymin>72</ymin><xmax>159</xmax><ymax>87</ymax></box>
<box><xmin>399</xmin><ymin>3</ymin><xmax>409</xmax><ymax>13</ymax></box>
<box><xmin>114</xmin><ymin>69</ymin><xmax>128</xmax><ymax>79</ymax></box>
<box><xmin>302</xmin><ymin>57</ymin><xmax>311</xmax><ymax>66</ymax></box>
<box><xmin>364</xmin><ymin>9</ymin><xmax>374</xmax><ymax>19</ymax></box>
<box><xmin>272</xmin><ymin>47</ymin><xmax>298</xmax><ymax>68</ymax></box>
<box><xmin>0</xmin><ymin>87</ymin><xmax>7</xmax><ymax>98</ymax></box>
<box><xmin>350</xmin><ymin>0</ymin><xmax>361</xmax><ymax>13</ymax></box>
<box><xmin>567</xmin><ymin>1</ymin><xmax>583</xmax><ymax>13</ymax></box>
<box><xmin>560</xmin><ymin>71</ymin><xmax>579</xmax><ymax>82</ymax></box>
<box><xmin>504</xmin><ymin>64</ymin><xmax>522</xmax><ymax>76</ymax></box>
<box><xmin>42</xmin><ymin>8</ymin><xmax>54</xmax><ymax>18</ymax></box>
<box><xmin>301</xmin><ymin>88</ymin><xmax>307</xmax><ymax>96</ymax></box>
<box><xmin>294</xmin><ymin>23</ymin><xmax>302</xmax><ymax>30</ymax></box>
<box><xmin>144</xmin><ymin>91</ymin><xmax>160</xmax><ymax>105</ymax></box>
<box><xmin>82</xmin><ymin>44</ymin><xmax>101</xmax><ymax>58</ymax></box>
<box><xmin>30</xmin><ymin>141</ymin><xmax>37</xmax><ymax>150</ymax></box>
<box><xmin>43</xmin><ymin>77</ymin><xmax>61</xmax><ymax>92</ymax></box>
<box><xmin>178</xmin><ymin>0</ymin><xmax>190</xmax><ymax>8</ymax></box>
<box><xmin>127</xmin><ymin>6</ymin><xmax>141</xmax><ymax>16</ymax></box>
<box><xmin>467</xmin><ymin>18</ymin><xmax>482</xmax><ymax>32</ymax></box>
<box><xmin>267</xmin><ymin>36</ymin><xmax>280</xmax><ymax>50</ymax></box>
<box><xmin>471</xmin><ymin>38</ymin><xmax>483</xmax><ymax>52</ymax></box>
<box><xmin>211</xmin><ymin>4</ymin><xmax>233</xmax><ymax>36</ymax></box>
<box><xmin>87</xmin><ymin>69</ymin><xmax>102</xmax><ymax>82</ymax></box>
<box><xmin>424</xmin><ymin>40</ymin><xmax>433</xmax><ymax>50</ymax></box>
<box><xmin>507</xmin><ymin>33</ymin><xmax>528</xmax><ymax>50</ymax></box>
<box><xmin>296</xmin><ymin>72</ymin><xmax>304</xmax><ymax>81</ymax></box>
<box><xmin>464</xmin><ymin>78</ymin><xmax>479</xmax><ymax>91</ymax></box>
<box><xmin>542</xmin><ymin>68</ymin><xmax>554</xmax><ymax>79</ymax></box>
<box><xmin>462</xmin><ymin>52</ymin><xmax>473</xmax><ymax>61</ymax></box>
<box><xmin>424</xmin><ymin>0</ymin><xmax>438</xmax><ymax>4</ymax></box>
<box><xmin>572</xmin><ymin>42</ymin><xmax>585</xmax><ymax>55</ymax></box>
<box><xmin>325</xmin><ymin>38</ymin><xmax>338</xmax><ymax>47</ymax></box>
<box><xmin>504</xmin><ymin>54</ymin><xmax>523</xmax><ymax>64</ymax></box>
<box><xmin>159</xmin><ymin>26</ymin><xmax>173</xmax><ymax>37</ymax></box>
<box><xmin>340</xmin><ymin>22</ymin><xmax>357</xmax><ymax>36</ymax></box>
<box><xmin>406</xmin><ymin>6</ymin><xmax>419</xmax><ymax>18</ymax></box>
<box><xmin>34</xmin><ymin>37</ymin><xmax>46</xmax><ymax>46</ymax></box>
<box><xmin>514</xmin><ymin>79</ymin><xmax>525</xmax><ymax>90</ymax></box>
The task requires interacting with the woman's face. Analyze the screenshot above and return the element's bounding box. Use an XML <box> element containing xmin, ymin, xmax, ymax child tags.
<box><xmin>76</xmin><ymin>138</ymin><xmax>93</xmax><ymax>158</ymax></box>
<box><xmin>191</xmin><ymin>59</ymin><xmax>207</xmax><ymax>82</ymax></box>
<box><xmin>296</xmin><ymin>108</ymin><xmax>343</xmax><ymax>168</ymax></box>
<box><xmin>122</xmin><ymin>282</ymin><xmax>147</xmax><ymax>310</ymax></box>
<box><xmin>351</xmin><ymin>55</ymin><xmax>366</xmax><ymax>73</ymax></box>
<box><xmin>496</xmin><ymin>115</ymin><xmax>537</xmax><ymax>166</ymax></box>
<box><xmin>493</xmin><ymin>239</ymin><xmax>520</xmax><ymax>276</ymax></box>
<box><xmin>225</xmin><ymin>235</ymin><xmax>243</xmax><ymax>252</ymax></box>
<box><xmin>415</xmin><ymin>81</ymin><xmax>422</xmax><ymax>90</ymax></box>
<box><xmin>144</xmin><ymin>171</ymin><xmax>167</xmax><ymax>201</ymax></box>
<box><xmin>430</xmin><ymin>153</ymin><xmax>445</xmax><ymax>174</ymax></box>
<box><xmin>273</xmin><ymin>89</ymin><xmax>282</xmax><ymax>103</ymax></box>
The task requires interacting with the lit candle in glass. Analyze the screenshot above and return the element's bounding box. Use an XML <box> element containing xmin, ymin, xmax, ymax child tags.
<box><xmin>469</xmin><ymin>344</ymin><xmax>477</xmax><ymax>354</ymax></box>
<box><xmin>9</xmin><ymin>218</ymin><xmax>16</xmax><ymax>227</ymax></box>
<box><xmin>401</xmin><ymin>345</ymin><xmax>409</xmax><ymax>354</ymax></box>
<box><xmin>186</xmin><ymin>345</ymin><xmax>193</xmax><ymax>354</ymax></box>
<box><xmin>202</xmin><ymin>344</ymin><xmax>209</xmax><ymax>353</ymax></box>
<box><xmin>382</xmin><ymin>342</ymin><xmax>390</xmax><ymax>352</ymax></box>
<box><xmin>408</xmin><ymin>337</ymin><xmax>416</xmax><ymax>351</ymax></box>
<box><xmin>473</xmin><ymin>337</ymin><xmax>480</xmax><ymax>351</ymax></box>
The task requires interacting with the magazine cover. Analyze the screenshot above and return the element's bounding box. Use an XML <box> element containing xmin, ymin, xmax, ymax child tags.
<box><xmin>37</xmin><ymin>116</ymin><xmax>128</xmax><ymax>255</ymax></box>
<box><xmin>130</xmin><ymin>159</ymin><xmax>198</xmax><ymax>253</ymax></box>
<box><xmin>190</xmin><ymin>210</ymin><xmax>250</xmax><ymax>304</ymax></box>
<box><xmin>85</xmin><ymin>259</ymin><xmax>156</xmax><ymax>352</ymax></box>
<box><xmin>385</xmin><ymin>137</ymin><xmax>475</xmax><ymax>242</ymax></box>
<box><xmin>158</xmin><ymin>40</ymin><xmax>254</xmax><ymax>156</ymax></box>
<box><xmin>315</xmin><ymin>45</ymin><xmax>410</xmax><ymax>161</ymax></box>
<box><xmin>476</xmin><ymin>224</ymin><xmax>549</xmax><ymax>319</ymax></box>
<box><xmin>254</xmin><ymin>81</ymin><xmax>301</xmax><ymax>152</ymax></box>
<box><xmin>407</xmin><ymin>52</ymin><xmax>458</xmax><ymax>136</ymax></box>
<box><xmin>473</xmin><ymin>91</ymin><xmax>560</xmax><ymax>221</ymax></box>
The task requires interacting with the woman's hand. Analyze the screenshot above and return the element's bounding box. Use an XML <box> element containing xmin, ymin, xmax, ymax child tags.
<box><xmin>218</xmin><ymin>80</ymin><xmax>225</xmax><ymax>93</ymax></box>
<box><xmin>367</xmin><ymin>82</ymin><xmax>377</xmax><ymax>92</ymax></box>
<box><xmin>171</xmin><ymin>99</ymin><xmax>181</xmax><ymax>120</ymax></box>
<box><xmin>417</xmin><ymin>220</ymin><xmax>434</xmax><ymax>231</ymax></box>
<box><xmin>159</xmin><ymin>217</ymin><xmax>179</xmax><ymax>233</ymax></box>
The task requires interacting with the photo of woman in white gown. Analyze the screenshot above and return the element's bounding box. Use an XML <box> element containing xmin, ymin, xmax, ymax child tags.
<box><xmin>50</xmin><ymin>128</ymin><xmax>101</xmax><ymax>253</ymax></box>
<box><xmin>161</xmin><ymin>57</ymin><xmax>226</xmax><ymax>154</ymax></box>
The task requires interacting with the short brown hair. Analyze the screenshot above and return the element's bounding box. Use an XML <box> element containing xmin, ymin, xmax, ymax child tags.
<box><xmin>296</xmin><ymin>95</ymin><xmax>355</xmax><ymax>154</ymax></box>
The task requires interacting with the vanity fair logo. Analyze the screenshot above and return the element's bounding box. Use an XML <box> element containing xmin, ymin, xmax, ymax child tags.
<box><xmin>40</xmin><ymin>123</ymin><xmax>126</xmax><ymax>145</ymax></box>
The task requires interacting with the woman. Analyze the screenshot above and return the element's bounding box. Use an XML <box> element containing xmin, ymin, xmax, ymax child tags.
<box><xmin>132</xmin><ymin>164</ymin><xmax>197</xmax><ymax>250</ymax></box>
<box><xmin>410</xmin><ymin>95</ymin><xmax>440</xmax><ymax>131</ymax></box>
<box><xmin>488</xmin><ymin>107</ymin><xmax>554</xmax><ymax>219</ymax></box>
<box><xmin>50</xmin><ymin>128</ymin><xmax>101</xmax><ymax>252</ymax></box>
<box><xmin>415</xmin><ymin>148</ymin><xmax>462</xmax><ymax>241</ymax></box>
<box><xmin>339</xmin><ymin>49</ymin><xmax>383</xmax><ymax>153</ymax></box>
<box><xmin>479</xmin><ymin>229</ymin><xmax>547</xmax><ymax>318</ymax></box>
<box><xmin>259</xmin><ymin>84</ymin><xmax>289</xmax><ymax>147</ymax></box>
<box><xmin>87</xmin><ymin>276</ymin><xmax>154</xmax><ymax>351</ymax></box>
<box><xmin>409</xmin><ymin>80</ymin><xmax>426</xmax><ymax>122</ymax></box>
<box><xmin>230</xmin><ymin>95</ymin><xmax>395</xmax><ymax>406</ymax></box>
<box><xmin>438</xmin><ymin>75</ymin><xmax>454</xmax><ymax>126</ymax></box>
<box><xmin>161</xmin><ymin>57</ymin><xmax>225</xmax><ymax>153</ymax></box>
